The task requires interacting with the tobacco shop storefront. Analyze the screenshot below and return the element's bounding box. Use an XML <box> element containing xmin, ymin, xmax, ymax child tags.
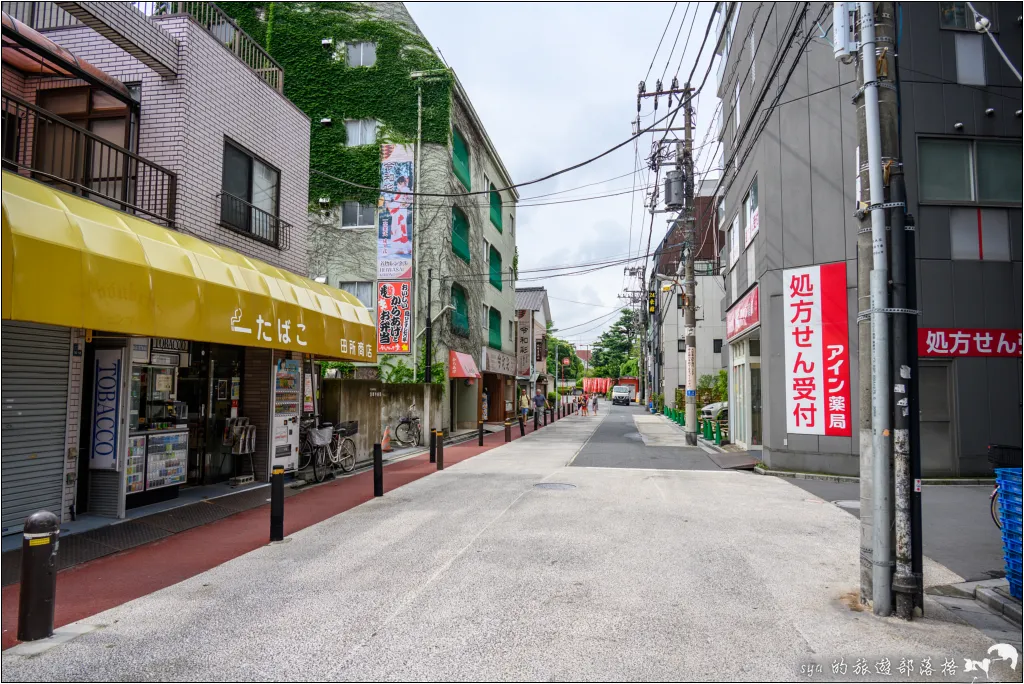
<box><xmin>3</xmin><ymin>173</ymin><xmax>377</xmax><ymax>523</ymax></box>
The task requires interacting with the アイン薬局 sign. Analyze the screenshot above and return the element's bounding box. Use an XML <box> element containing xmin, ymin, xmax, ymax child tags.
<box><xmin>726</xmin><ymin>285</ymin><xmax>760</xmax><ymax>341</ymax></box>
<box><xmin>783</xmin><ymin>263</ymin><xmax>851</xmax><ymax>437</ymax></box>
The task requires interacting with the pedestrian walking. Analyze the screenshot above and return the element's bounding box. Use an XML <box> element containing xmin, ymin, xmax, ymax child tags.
<box><xmin>519</xmin><ymin>389</ymin><xmax>530</xmax><ymax>421</ymax></box>
<box><xmin>591</xmin><ymin>394</ymin><xmax>599</xmax><ymax>414</ymax></box>
<box><xmin>581</xmin><ymin>393</ymin><xmax>589</xmax><ymax>416</ymax></box>
<box><xmin>532</xmin><ymin>388</ymin><xmax>547</xmax><ymax>419</ymax></box>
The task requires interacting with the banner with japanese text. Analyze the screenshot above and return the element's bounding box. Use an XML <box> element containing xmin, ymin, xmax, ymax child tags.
<box><xmin>919</xmin><ymin>328</ymin><xmax>1022</xmax><ymax>357</ymax></box>
<box><xmin>516</xmin><ymin>310</ymin><xmax>532</xmax><ymax>376</ymax></box>
<box><xmin>784</xmin><ymin>263</ymin><xmax>851</xmax><ymax>436</ymax></box>
<box><xmin>377</xmin><ymin>144</ymin><xmax>414</xmax><ymax>280</ymax></box>
<box><xmin>376</xmin><ymin>281</ymin><xmax>411</xmax><ymax>354</ymax></box>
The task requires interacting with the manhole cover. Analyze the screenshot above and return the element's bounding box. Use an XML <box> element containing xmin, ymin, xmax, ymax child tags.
<box><xmin>833</xmin><ymin>500</ymin><xmax>860</xmax><ymax>510</ymax></box>
<box><xmin>534</xmin><ymin>483</ymin><xmax>577</xmax><ymax>490</ymax></box>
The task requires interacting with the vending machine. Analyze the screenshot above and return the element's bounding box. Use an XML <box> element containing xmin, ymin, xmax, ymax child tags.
<box><xmin>271</xmin><ymin>358</ymin><xmax>301</xmax><ymax>472</ymax></box>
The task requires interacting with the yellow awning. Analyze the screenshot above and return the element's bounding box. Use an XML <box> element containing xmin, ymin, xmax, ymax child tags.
<box><xmin>1</xmin><ymin>171</ymin><xmax>377</xmax><ymax>362</ymax></box>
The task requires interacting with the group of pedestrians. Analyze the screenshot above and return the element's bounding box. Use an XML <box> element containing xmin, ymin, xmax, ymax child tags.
<box><xmin>518</xmin><ymin>389</ymin><xmax>600</xmax><ymax>419</ymax></box>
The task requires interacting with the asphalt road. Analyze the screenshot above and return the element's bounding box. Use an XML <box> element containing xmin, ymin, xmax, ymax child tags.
<box><xmin>570</xmin><ymin>403</ymin><xmax>720</xmax><ymax>470</ymax></box>
<box><xmin>786</xmin><ymin>479</ymin><xmax>1005</xmax><ymax>582</ymax></box>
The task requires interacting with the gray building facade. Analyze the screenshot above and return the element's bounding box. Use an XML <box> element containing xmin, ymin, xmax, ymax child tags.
<box><xmin>716</xmin><ymin>1</ymin><xmax>1022</xmax><ymax>474</ymax></box>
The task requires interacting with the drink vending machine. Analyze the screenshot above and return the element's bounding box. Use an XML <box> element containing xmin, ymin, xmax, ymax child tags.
<box><xmin>272</xmin><ymin>358</ymin><xmax>301</xmax><ymax>472</ymax></box>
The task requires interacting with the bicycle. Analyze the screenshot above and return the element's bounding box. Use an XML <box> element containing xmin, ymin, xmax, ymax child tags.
<box><xmin>300</xmin><ymin>417</ymin><xmax>358</xmax><ymax>483</ymax></box>
<box><xmin>394</xmin><ymin>404</ymin><xmax>421</xmax><ymax>447</ymax></box>
<box><xmin>992</xmin><ymin>484</ymin><xmax>1002</xmax><ymax>529</ymax></box>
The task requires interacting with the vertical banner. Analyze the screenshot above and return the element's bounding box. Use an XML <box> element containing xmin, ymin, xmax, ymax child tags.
<box><xmin>516</xmin><ymin>310</ymin><xmax>532</xmax><ymax>376</ymax></box>
<box><xmin>784</xmin><ymin>262</ymin><xmax>851</xmax><ymax>436</ymax></box>
<box><xmin>378</xmin><ymin>144</ymin><xmax>414</xmax><ymax>280</ymax></box>
<box><xmin>90</xmin><ymin>349</ymin><xmax>123</xmax><ymax>470</ymax></box>
<box><xmin>377</xmin><ymin>281</ymin><xmax>412</xmax><ymax>353</ymax></box>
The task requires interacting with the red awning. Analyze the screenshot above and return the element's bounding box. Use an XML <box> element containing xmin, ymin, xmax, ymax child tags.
<box><xmin>449</xmin><ymin>350</ymin><xmax>481</xmax><ymax>379</ymax></box>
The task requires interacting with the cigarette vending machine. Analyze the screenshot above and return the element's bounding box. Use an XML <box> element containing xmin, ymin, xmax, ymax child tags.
<box><xmin>271</xmin><ymin>358</ymin><xmax>301</xmax><ymax>472</ymax></box>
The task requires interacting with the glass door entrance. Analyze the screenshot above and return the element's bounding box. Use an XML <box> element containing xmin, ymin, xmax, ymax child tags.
<box><xmin>750</xmin><ymin>363</ymin><xmax>762</xmax><ymax>446</ymax></box>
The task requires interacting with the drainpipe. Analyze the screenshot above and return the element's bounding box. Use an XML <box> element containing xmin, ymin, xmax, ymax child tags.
<box><xmin>860</xmin><ymin>1</ymin><xmax>893</xmax><ymax>617</ymax></box>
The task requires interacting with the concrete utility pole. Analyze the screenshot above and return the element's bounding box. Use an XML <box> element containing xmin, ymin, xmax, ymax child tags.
<box><xmin>681</xmin><ymin>83</ymin><xmax>697</xmax><ymax>445</ymax></box>
<box><xmin>857</xmin><ymin>1</ymin><xmax>898</xmax><ymax>617</ymax></box>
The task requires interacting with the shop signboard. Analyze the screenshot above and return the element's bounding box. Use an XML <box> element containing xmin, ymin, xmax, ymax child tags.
<box><xmin>783</xmin><ymin>262</ymin><xmax>851</xmax><ymax>437</ymax></box>
<box><xmin>918</xmin><ymin>328</ymin><xmax>1022</xmax><ymax>357</ymax></box>
<box><xmin>130</xmin><ymin>338</ymin><xmax>150</xmax><ymax>364</ymax></box>
<box><xmin>90</xmin><ymin>349</ymin><xmax>123</xmax><ymax>470</ymax></box>
<box><xmin>377</xmin><ymin>281</ymin><xmax>412</xmax><ymax>354</ymax></box>
<box><xmin>482</xmin><ymin>347</ymin><xmax>517</xmax><ymax>376</ymax></box>
<box><xmin>726</xmin><ymin>285</ymin><xmax>760</xmax><ymax>341</ymax></box>
<box><xmin>377</xmin><ymin>144</ymin><xmax>414</xmax><ymax>280</ymax></box>
<box><xmin>516</xmin><ymin>310</ymin><xmax>532</xmax><ymax>377</ymax></box>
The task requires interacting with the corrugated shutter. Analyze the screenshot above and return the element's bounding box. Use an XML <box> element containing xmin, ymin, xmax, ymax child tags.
<box><xmin>1</xmin><ymin>321</ymin><xmax>70</xmax><ymax>533</ymax></box>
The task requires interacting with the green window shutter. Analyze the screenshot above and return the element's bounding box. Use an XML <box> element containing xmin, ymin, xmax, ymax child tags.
<box><xmin>489</xmin><ymin>245</ymin><xmax>502</xmax><ymax>290</ymax></box>
<box><xmin>489</xmin><ymin>184</ymin><xmax>502</xmax><ymax>231</ymax></box>
<box><xmin>451</xmin><ymin>284</ymin><xmax>469</xmax><ymax>335</ymax></box>
<box><xmin>488</xmin><ymin>307</ymin><xmax>502</xmax><ymax>349</ymax></box>
<box><xmin>451</xmin><ymin>207</ymin><xmax>471</xmax><ymax>263</ymax></box>
<box><xmin>452</xmin><ymin>128</ymin><xmax>471</xmax><ymax>190</ymax></box>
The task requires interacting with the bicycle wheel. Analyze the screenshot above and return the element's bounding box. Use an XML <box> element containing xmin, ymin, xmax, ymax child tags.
<box><xmin>327</xmin><ymin>435</ymin><xmax>343</xmax><ymax>465</ymax></box>
<box><xmin>312</xmin><ymin>445</ymin><xmax>328</xmax><ymax>483</ymax></box>
<box><xmin>991</xmin><ymin>488</ymin><xmax>1002</xmax><ymax>529</ymax></box>
<box><xmin>395</xmin><ymin>421</ymin><xmax>413</xmax><ymax>445</ymax></box>
<box><xmin>339</xmin><ymin>438</ymin><xmax>357</xmax><ymax>472</ymax></box>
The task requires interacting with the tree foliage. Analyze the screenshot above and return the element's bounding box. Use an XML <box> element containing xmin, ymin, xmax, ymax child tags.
<box><xmin>590</xmin><ymin>309</ymin><xmax>639</xmax><ymax>379</ymax></box>
<box><xmin>545</xmin><ymin>321</ymin><xmax>584</xmax><ymax>379</ymax></box>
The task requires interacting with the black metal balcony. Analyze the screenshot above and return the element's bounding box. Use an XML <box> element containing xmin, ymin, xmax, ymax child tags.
<box><xmin>1</xmin><ymin>92</ymin><xmax>177</xmax><ymax>226</ymax></box>
<box><xmin>218</xmin><ymin>191</ymin><xmax>291</xmax><ymax>250</ymax></box>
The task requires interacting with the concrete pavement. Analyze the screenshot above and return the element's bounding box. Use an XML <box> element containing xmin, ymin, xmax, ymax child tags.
<box><xmin>3</xmin><ymin>407</ymin><xmax>1018</xmax><ymax>682</ymax></box>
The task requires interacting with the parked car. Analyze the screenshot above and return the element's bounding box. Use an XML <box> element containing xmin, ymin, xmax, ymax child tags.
<box><xmin>611</xmin><ymin>385</ymin><xmax>632</xmax><ymax>406</ymax></box>
<box><xmin>701</xmin><ymin>401</ymin><xmax>728</xmax><ymax>421</ymax></box>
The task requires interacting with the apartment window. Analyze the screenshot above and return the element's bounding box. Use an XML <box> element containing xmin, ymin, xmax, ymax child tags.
<box><xmin>677</xmin><ymin>293</ymin><xmax>684</xmax><ymax>309</ymax></box>
<box><xmin>743</xmin><ymin>177</ymin><xmax>759</xmax><ymax>248</ymax></box>
<box><xmin>733</xmin><ymin>81</ymin><xmax>741</xmax><ymax>139</ymax></box>
<box><xmin>341</xmin><ymin>201</ymin><xmax>375</xmax><ymax>227</ymax></box>
<box><xmin>954</xmin><ymin>33</ymin><xmax>986</xmax><ymax>85</ymax></box>
<box><xmin>489</xmin><ymin>245</ymin><xmax>503</xmax><ymax>291</ymax></box>
<box><xmin>919</xmin><ymin>138</ymin><xmax>1022</xmax><ymax>204</ymax></box>
<box><xmin>950</xmin><ymin>208</ymin><xmax>1010</xmax><ymax>261</ymax></box>
<box><xmin>509</xmin><ymin>213</ymin><xmax>515</xmax><ymax>237</ymax></box>
<box><xmin>939</xmin><ymin>2</ymin><xmax>994</xmax><ymax>30</ymax></box>
<box><xmin>451</xmin><ymin>283</ymin><xmax>469</xmax><ymax>336</ymax></box>
<box><xmin>483</xmin><ymin>303</ymin><xmax>489</xmax><ymax>330</ymax></box>
<box><xmin>488</xmin><ymin>307</ymin><xmax>502</xmax><ymax>350</ymax></box>
<box><xmin>490</xmin><ymin>183</ymin><xmax>503</xmax><ymax>230</ymax></box>
<box><xmin>677</xmin><ymin>339</ymin><xmax>686</xmax><ymax>352</ymax></box>
<box><xmin>345</xmin><ymin>119</ymin><xmax>377</xmax><ymax>146</ymax></box>
<box><xmin>483</xmin><ymin>238</ymin><xmax>490</xmax><ymax>266</ymax></box>
<box><xmin>713</xmin><ymin>339</ymin><xmax>723</xmax><ymax>354</ymax></box>
<box><xmin>731</xmin><ymin>268</ymin><xmax>737</xmax><ymax>302</ymax></box>
<box><xmin>746</xmin><ymin>244</ymin><xmax>756</xmax><ymax>287</ymax></box>
<box><xmin>452</xmin><ymin>126</ymin><xmax>471</xmax><ymax>190</ymax></box>
<box><xmin>508</xmin><ymin>320</ymin><xmax>515</xmax><ymax>342</ymax></box>
<box><xmin>749</xmin><ymin>28</ymin><xmax>756</xmax><ymax>85</ymax></box>
<box><xmin>346</xmin><ymin>42</ymin><xmax>377</xmax><ymax>67</ymax></box>
<box><xmin>452</xmin><ymin>206</ymin><xmax>471</xmax><ymax>262</ymax></box>
<box><xmin>338</xmin><ymin>281</ymin><xmax>374</xmax><ymax>308</ymax></box>
<box><xmin>220</xmin><ymin>140</ymin><xmax>280</xmax><ymax>244</ymax></box>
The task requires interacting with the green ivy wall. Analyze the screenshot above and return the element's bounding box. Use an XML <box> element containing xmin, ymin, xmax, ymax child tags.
<box><xmin>221</xmin><ymin>2</ymin><xmax>453</xmax><ymax>206</ymax></box>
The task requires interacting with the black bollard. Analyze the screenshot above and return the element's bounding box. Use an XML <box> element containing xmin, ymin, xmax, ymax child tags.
<box><xmin>436</xmin><ymin>430</ymin><xmax>444</xmax><ymax>470</ymax></box>
<box><xmin>519</xmin><ymin>414</ymin><xmax>526</xmax><ymax>437</ymax></box>
<box><xmin>429</xmin><ymin>429</ymin><xmax>436</xmax><ymax>463</ymax></box>
<box><xmin>269</xmin><ymin>466</ymin><xmax>284</xmax><ymax>542</ymax></box>
<box><xmin>373</xmin><ymin>443</ymin><xmax>383</xmax><ymax>496</ymax></box>
<box><xmin>534</xmin><ymin>409</ymin><xmax>539</xmax><ymax>431</ymax></box>
<box><xmin>504</xmin><ymin>420</ymin><xmax>511</xmax><ymax>442</ymax></box>
<box><xmin>543</xmin><ymin>408</ymin><xmax>548</xmax><ymax>426</ymax></box>
<box><xmin>18</xmin><ymin>510</ymin><xmax>59</xmax><ymax>642</ymax></box>
<box><xmin>478</xmin><ymin>420</ymin><xmax>484</xmax><ymax>446</ymax></box>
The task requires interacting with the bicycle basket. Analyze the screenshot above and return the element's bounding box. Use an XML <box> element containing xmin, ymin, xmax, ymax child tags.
<box><xmin>310</xmin><ymin>426</ymin><xmax>333</xmax><ymax>446</ymax></box>
<box><xmin>336</xmin><ymin>420</ymin><xmax>359</xmax><ymax>437</ymax></box>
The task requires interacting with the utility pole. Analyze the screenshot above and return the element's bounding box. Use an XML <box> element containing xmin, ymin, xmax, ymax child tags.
<box><xmin>856</xmin><ymin>1</ymin><xmax>898</xmax><ymax>617</ymax></box>
<box><xmin>681</xmin><ymin>82</ymin><xmax>697</xmax><ymax>445</ymax></box>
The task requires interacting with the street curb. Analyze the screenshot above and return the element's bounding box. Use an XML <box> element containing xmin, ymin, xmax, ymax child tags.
<box><xmin>753</xmin><ymin>467</ymin><xmax>995</xmax><ymax>486</ymax></box>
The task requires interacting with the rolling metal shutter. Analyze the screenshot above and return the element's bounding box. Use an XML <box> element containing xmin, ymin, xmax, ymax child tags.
<box><xmin>1</xmin><ymin>321</ymin><xmax>71</xmax><ymax>533</ymax></box>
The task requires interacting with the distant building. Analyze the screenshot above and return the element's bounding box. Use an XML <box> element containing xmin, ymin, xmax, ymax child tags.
<box><xmin>515</xmin><ymin>287</ymin><xmax>554</xmax><ymax>399</ymax></box>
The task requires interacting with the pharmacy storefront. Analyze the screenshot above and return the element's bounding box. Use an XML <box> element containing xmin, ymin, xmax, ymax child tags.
<box><xmin>2</xmin><ymin>172</ymin><xmax>376</xmax><ymax>524</ymax></box>
<box><xmin>726</xmin><ymin>285</ymin><xmax>762</xmax><ymax>450</ymax></box>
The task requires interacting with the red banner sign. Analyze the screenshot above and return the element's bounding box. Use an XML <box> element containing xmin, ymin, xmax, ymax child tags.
<box><xmin>726</xmin><ymin>285</ymin><xmax>760</xmax><ymax>341</ymax></box>
<box><xmin>918</xmin><ymin>328</ymin><xmax>1022</xmax><ymax>357</ymax></box>
<box><xmin>784</xmin><ymin>263</ymin><xmax>851</xmax><ymax>437</ymax></box>
<box><xmin>376</xmin><ymin>281</ymin><xmax>411</xmax><ymax>353</ymax></box>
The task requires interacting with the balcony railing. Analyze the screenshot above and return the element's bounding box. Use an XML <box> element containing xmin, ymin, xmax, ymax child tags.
<box><xmin>0</xmin><ymin>2</ymin><xmax>80</xmax><ymax>30</ymax></box>
<box><xmin>1</xmin><ymin>92</ymin><xmax>177</xmax><ymax>225</ymax></box>
<box><xmin>133</xmin><ymin>2</ymin><xmax>283</xmax><ymax>93</ymax></box>
<box><xmin>218</xmin><ymin>191</ymin><xmax>290</xmax><ymax>250</ymax></box>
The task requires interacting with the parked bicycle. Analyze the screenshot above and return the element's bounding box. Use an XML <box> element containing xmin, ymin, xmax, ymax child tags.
<box><xmin>299</xmin><ymin>416</ymin><xmax>358</xmax><ymax>483</ymax></box>
<box><xmin>987</xmin><ymin>443</ymin><xmax>1021</xmax><ymax>530</ymax></box>
<box><xmin>394</xmin><ymin>404</ymin><xmax>421</xmax><ymax>447</ymax></box>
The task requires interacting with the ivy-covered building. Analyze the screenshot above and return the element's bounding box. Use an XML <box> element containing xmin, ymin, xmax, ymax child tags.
<box><xmin>224</xmin><ymin>1</ymin><xmax>520</xmax><ymax>434</ymax></box>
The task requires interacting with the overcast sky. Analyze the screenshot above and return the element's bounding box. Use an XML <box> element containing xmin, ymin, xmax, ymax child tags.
<box><xmin>408</xmin><ymin>2</ymin><xmax>722</xmax><ymax>348</ymax></box>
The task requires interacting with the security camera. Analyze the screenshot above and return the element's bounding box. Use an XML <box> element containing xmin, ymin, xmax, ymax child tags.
<box><xmin>321</xmin><ymin>38</ymin><xmax>334</xmax><ymax>48</ymax></box>
<box><xmin>318</xmin><ymin>197</ymin><xmax>330</xmax><ymax>209</ymax></box>
<box><xmin>953</xmin><ymin>122</ymin><xmax>964</xmax><ymax>130</ymax></box>
<box><xmin>985</xmin><ymin>108</ymin><xmax>995</xmax><ymax>116</ymax></box>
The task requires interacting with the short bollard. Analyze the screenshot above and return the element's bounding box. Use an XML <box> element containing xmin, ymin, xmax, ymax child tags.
<box><xmin>436</xmin><ymin>430</ymin><xmax>444</xmax><ymax>470</ymax></box>
<box><xmin>504</xmin><ymin>420</ymin><xmax>512</xmax><ymax>442</ymax></box>
<box><xmin>373</xmin><ymin>443</ymin><xmax>383</xmax><ymax>497</ymax></box>
<box><xmin>269</xmin><ymin>466</ymin><xmax>284</xmax><ymax>542</ymax></box>
<box><xmin>429</xmin><ymin>429</ymin><xmax>437</xmax><ymax>463</ymax></box>
<box><xmin>519</xmin><ymin>415</ymin><xmax>526</xmax><ymax>437</ymax></box>
<box><xmin>18</xmin><ymin>510</ymin><xmax>59</xmax><ymax>642</ymax></box>
<box><xmin>478</xmin><ymin>420</ymin><xmax>484</xmax><ymax>446</ymax></box>
<box><xmin>543</xmin><ymin>408</ymin><xmax>548</xmax><ymax>426</ymax></box>
<box><xmin>534</xmin><ymin>410</ymin><xmax>539</xmax><ymax>431</ymax></box>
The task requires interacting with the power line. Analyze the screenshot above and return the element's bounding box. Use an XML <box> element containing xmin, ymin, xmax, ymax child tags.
<box><xmin>660</xmin><ymin>2</ymin><xmax>692</xmax><ymax>85</ymax></box>
<box><xmin>645</xmin><ymin>2</ymin><xmax>680</xmax><ymax>83</ymax></box>
<box><xmin>547</xmin><ymin>295</ymin><xmax>621</xmax><ymax>309</ymax></box>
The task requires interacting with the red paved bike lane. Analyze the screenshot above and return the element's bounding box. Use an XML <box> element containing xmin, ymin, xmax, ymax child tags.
<box><xmin>1</xmin><ymin>412</ymin><xmax>575</xmax><ymax>650</ymax></box>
